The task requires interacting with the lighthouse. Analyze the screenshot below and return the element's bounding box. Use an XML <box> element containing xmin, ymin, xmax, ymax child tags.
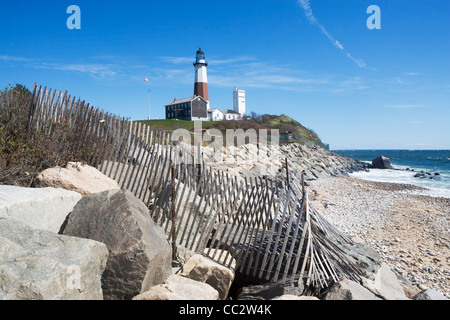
<box><xmin>194</xmin><ymin>48</ymin><xmax>209</xmax><ymax>109</ymax></box>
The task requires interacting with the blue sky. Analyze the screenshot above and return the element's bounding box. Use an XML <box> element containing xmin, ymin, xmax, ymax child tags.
<box><xmin>1</xmin><ymin>0</ymin><xmax>449</xmax><ymax>149</ymax></box>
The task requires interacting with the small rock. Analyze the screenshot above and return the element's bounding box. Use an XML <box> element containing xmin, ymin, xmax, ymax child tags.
<box><xmin>413</xmin><ymin>288</ymin><xmax>448</xmax><ymax>300</ymax></box>
<box><xmin>179</xmin><ymin>251</ymin><xmax>236</xmax><ymax>300</ymax></box>
<box><xmin>132</xmin><ymin>274</ymin><xmax>219</xmax><ymax>300</ymax></box>
<box><xmin>238</xmin><ymin>280</ymin><xmax>304</xmax><ymax>300</ymax></box>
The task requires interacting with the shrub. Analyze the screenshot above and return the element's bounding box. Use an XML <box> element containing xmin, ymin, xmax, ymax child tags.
<box><xmin>0</xmin><ymin>83</ymin><xmax>84</xmax><ymax>187</ymax></box>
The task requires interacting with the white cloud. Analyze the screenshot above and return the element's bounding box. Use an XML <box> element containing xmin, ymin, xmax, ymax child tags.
<box><xmin>209</xmin><ymin>56</ymin><xmax>256</xmax><ymax>65</ymax></box>
<box><xmin>385</xmin><ymin>104</ymin><xmax>422</xmax><ymax>109</ymax></box>
<box><xmin>0</xmin><ymin>54</ymin><xmax>124</xmax><ymax>80</ymax></box>
<box><xmin>159</xmin><ymin>55</ymin><xmax>257</xmax><ymax>66</ymax></box>
<box><xmin>405</xmin><ymin>72</ymin><xmax>421</xmax><ymax>76</ymax></box>
<box><xmin>33</xmin><ymin>62</ymin><xmax>119</xmax><ymax>80</ymax></box>
<box><xmin>329</xmin><ymin>76</ymin><xmax>370</xmax><ymax>92</ymax></box>
<box><xmin>153</xmin><ymin>57</ymin><xmax>333</xmax><ymax>91</ymax></box>
<box><xmin>159</xmin><ymin>56</ymin><xmax>193</xmax><ymax>65</ymax></box>
<box><xmin>0</xmin><ymin>55</ymin><xmax>31</xmax><ymax>62</ymax></box>
<box><xmin>213</xmin><ymin>60</ymin><xmax>333</xmax><ymax>90</ymax></box>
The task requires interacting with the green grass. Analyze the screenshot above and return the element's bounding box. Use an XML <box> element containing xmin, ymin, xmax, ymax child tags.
<box><xmin>137</xmin><ymin>119</ymin><xmax>218</xmax><ymax>131</ymax></box>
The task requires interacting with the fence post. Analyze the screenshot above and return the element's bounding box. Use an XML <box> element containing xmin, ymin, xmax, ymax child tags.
<box><xmin>302</xmin><ymin>171</ymin><xmax>305</xmax><ymax>193</ymax></box>
<box><xmin>171</xmin><ymin>164</ymin><xmax>177</xmax><ymax>261</ymax></box>
<box><xmin>285</xmin><ymin>157</ymin><xmax>290</xmax><ymax>190</ymax></box>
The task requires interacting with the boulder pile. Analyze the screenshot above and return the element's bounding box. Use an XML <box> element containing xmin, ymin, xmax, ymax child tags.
<box><xmin>201</xmin><ymin>143</ymin><xmax>366</xmax><ymax>184</ymax></box>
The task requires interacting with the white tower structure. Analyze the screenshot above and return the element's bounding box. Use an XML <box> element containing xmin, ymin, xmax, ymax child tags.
<box><xmin>194</xmin><ymin>48</ymin><xmax>210</xmax><ymax>109</ymax></box>
<box><xmin>233</xmin><ymin>87</ymin><xmax>246</xmax><ymax>117</ymax></box>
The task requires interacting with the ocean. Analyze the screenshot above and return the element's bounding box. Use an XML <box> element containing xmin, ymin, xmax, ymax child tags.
<box><xmin>332</xmin><ymin>150</ymin><xmax>450</xmax><ymax>199</ymax></box>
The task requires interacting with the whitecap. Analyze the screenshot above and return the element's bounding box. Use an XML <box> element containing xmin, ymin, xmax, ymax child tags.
<box><xmin>350</xmin><ymin>168</ymin><xmax>450</xmax><ymax>199</ymax></box>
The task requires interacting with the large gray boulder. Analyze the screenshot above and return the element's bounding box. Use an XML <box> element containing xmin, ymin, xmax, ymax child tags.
<box><xmin>61</xmin><ymin>189</ymin><xmax>172</xmax><ymax>300</ymax></box>
<box><xmin>322</xmin><ymin>278</ymin><xmax>382</xmax><ymax>300</ymax></box>
<box><xmin>335</xmin><ymin>239</ymin><xmax>383</xmax><ymax>280</ymax></box>
<box><xmin>0</xmin><ymin>185</ymin><xmax>81</xmax><ymax>233</ymax></box>
<box><xmin>0</xmin><ymin>218</ymin><xmax>108</xmax><ymax>300</ymax></box>
<box><xmin>361</xmin><ymin>263</ymin><xmax>408</xmax><ymax>300</ymax></box>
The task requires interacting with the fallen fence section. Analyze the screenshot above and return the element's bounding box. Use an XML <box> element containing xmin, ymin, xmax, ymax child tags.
<box><xmin>28</xmin><ymin>85</ymin><xmax>364</xmax><ymax>292</ymax></box>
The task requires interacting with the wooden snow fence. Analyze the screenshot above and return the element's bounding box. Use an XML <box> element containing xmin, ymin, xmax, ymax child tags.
<box><xmin>27</xmin><ymin>85</ymin><xmax>367</xmax><ymax>291</ymax></box>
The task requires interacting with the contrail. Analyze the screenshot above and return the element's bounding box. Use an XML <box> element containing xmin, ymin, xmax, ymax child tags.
<box><xmin>298</xmin><ymin>0</ymin><xmax>370</xmax><ymax>69</ymax></box>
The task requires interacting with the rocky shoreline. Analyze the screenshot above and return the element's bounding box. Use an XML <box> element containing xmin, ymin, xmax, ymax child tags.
<box><xmin>1</xmin><ymin>143</ymin><xmax>448</xmax><ymax>300</ymax></box>
<box><xmin>309</xmin><ymin>176</ymin><xmax>450</xmax><ymax>297</ymax></box>
<box><xmin>202</xmin><ymin>142</ymin><xmax>366</xmax><ymax>184</ymax></box>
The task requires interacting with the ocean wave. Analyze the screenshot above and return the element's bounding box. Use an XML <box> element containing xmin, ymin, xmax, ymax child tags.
<box><xmin>350</xmin><ymin>168</ymin><xmax>450</xmax><ymax>199</ymax></box>
<box><xmin>399</xmin><ymin>187</ymin><xmax>450</xmax><ymax>199</ymax></box>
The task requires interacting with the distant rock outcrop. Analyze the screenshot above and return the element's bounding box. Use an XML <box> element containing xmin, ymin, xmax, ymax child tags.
<box><xmin>202</xmin><ymin>143</ymin><xmax>366</xmax><ymax>184</ymax></box>
<box><xmin>370</xmin><ymin>156</ymin><xmax>393</xmax><ymax>169</ymax></box>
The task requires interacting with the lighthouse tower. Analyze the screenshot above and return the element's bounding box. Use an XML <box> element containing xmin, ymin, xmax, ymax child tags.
<box><xmin>194</xmin><ymin>48</ymin><xmax>210</xmax><ymax>109</ymax></box>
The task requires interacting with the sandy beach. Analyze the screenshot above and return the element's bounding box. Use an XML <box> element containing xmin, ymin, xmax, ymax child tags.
<box><xmin>308</xmin><ymin>175</ymin><xmax>450</xmax><ymax>297</ymax></box>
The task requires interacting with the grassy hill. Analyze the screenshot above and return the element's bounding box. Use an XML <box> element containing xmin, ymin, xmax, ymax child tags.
<box><xmin>138</xmin><ymin>114</ymin><xmax>328</xmax><ymax>149</ymax></box>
